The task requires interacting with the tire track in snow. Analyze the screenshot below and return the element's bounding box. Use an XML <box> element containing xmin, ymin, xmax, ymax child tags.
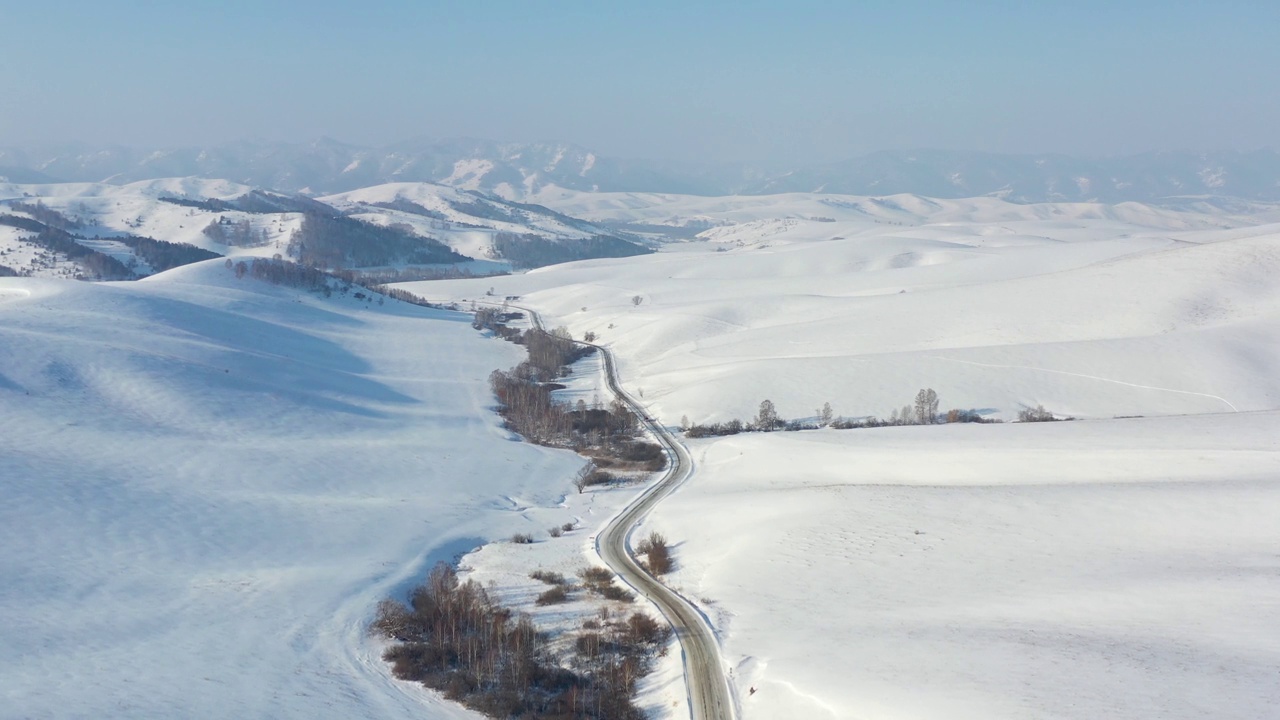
<box><xmin>931</xmin><ymin>356</ymin><xmax>1239</xmax><ymax>412</ymax></box>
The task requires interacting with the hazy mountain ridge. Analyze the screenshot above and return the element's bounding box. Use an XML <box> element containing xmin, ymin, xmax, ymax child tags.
<box><xmin>0</xmin><ymin>177</ymin><xmax>649</xmax><ymax>277</ymax></box>
<box><xmin>759</xmin><ymin>148</ymin><xmax>1280</xmax><ymax>203</ymax></box>
<box><xmin>6</xmin><ymin>140</ymin><xmax>1277</xmax><ymax>203</ymax></box>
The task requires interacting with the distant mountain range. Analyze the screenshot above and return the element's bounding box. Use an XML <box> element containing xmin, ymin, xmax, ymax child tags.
<box><xmin>1</xmin><ymin>139</ymin><xmax>1277</xmax><ymax>204</ymax></box>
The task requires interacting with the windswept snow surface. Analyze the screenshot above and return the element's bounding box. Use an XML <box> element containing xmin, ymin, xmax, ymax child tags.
<box><xmin>399</xmin><ymin>191</ymin><xmax>1280</xmax><ymax>719</ymax></box>
<box><xmin>653</xmin><ymin>417</ymin><xmax>1280</xmax><ymax>719</ymax></box>
<box><xmin>0</xmin><ymin>261</ymin><xmax>583</xmax><ymax>719</ymax></box>
<box><xmin>407</xmin><ymin>193</ymin><xmax>1280</xmax><ymax>423</ymax></box>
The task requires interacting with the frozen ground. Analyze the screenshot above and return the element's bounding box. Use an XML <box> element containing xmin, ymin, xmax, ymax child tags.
<box><xmin>7</xmin><ymin>185</ymin><xmax>1280</xmax><ymax>720</ymax></box>
<box><xmin>648</xmin><ymin>416</ymin><xmax>1280</xmax><ymax>719</ymax></box>
<box><xmin>409</xmin><ymin>193</ymin><xmax>1280</xmax><ymax>424</ymax></box>
<box><xmin>0</xmin><ymin>261</ymin><xmax>593</xmax><ymax>719</ymax></box>
<box><xmin>402</xmin><ymin>191</ymin><xmax>1280</xmax><ymax>719</ymax></box>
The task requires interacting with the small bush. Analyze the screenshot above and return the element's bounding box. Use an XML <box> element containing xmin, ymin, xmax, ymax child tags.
<box><xmin>535</xmin><ymin>586</ymin><xmax>570</xmax><ymax>606</ymax></box>
<box><xmin>638</xmin><ymin>531</ymin><xmax>672</xmax><ymax>575</ymax></box>
<box><xmin>510</xmin><ymin>532</ymin><xmax>535</xmax><ymax>544</ymax></box>
<box><xmin>626</xmin><ymin>612</ymin><xmax>669</xmax><ymax>645</ymax></box>
<box><xmin>945</xmin><ymin>408</ymin><xmax>1002</xmax><ymax>424</ymax></box>
<box><xmin>548</xmin><ymin>526</ymin><xmax>563</xmax><ymax>538</ymax></box>
<box><xmin>561</xmin><ymin>522</ymin><xmax>575</xmax><ymax>533</ymax></box>
<box><xmin>599</xmin><ymin>585</ymin><xmax>634</xmax><ymax>603</ymax></box>
<box><xmin>1018</xmin><ymin>404</ymin><xmax>1069</xmax><ymax>422</ymax></box>
<box><xmin>579</xmin><ymin>567</ymin><xmax>614</xmax><ymax>585</ymax></box>
<box><xmin>529</xmin><ymin>569</ymin><xmax>567</xmax><ymax>585</ymax></box>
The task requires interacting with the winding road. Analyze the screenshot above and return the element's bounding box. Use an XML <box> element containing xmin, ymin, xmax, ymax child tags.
<box><xmin>514</xmin><ymin>304</ymin><xmax>736</xmax><ymax>720</ymax></box>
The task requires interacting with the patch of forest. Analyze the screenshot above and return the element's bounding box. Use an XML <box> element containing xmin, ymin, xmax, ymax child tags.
<box><xmin>491</xmin><ymin>233</ymin><xmax>651</xmax><ymax>270</ymax></box>
<box><xmin>112</xmin><ymin>235</ymin><xmax>221</xmax><ymax>272</ymax></box>
<box><xmin>161</xmin><ymin>190</ymin><xmax>335</xmax><ymax>215</ymax></box>
<box><xmin>373</xmin><ymin>562</ymin><xmax>667</xmax><ymax>720</ymax></box>
<box><xmin>288</xmin><ymin>213</ymin><xmax>465</xmax><ymax>268</ymax></box>
<box><xmin>2</xmin><ymin>209</ymin><xmax>220</xmax><ymax>278</ymax></box>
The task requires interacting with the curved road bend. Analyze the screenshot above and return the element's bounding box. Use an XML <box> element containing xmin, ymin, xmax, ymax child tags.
<box><xmin>493</xmin><ymin>302</ymin><xmax>735</xmax><ymax>720</ymax></box>
<box><xmin>592</xmin><ymin>347</ymin><xmax>736</xmax><ymax>720</ymax></box>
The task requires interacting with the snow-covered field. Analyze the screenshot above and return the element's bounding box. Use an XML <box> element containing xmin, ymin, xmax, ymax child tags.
<box><xmin>0</xmin><ymin>262</ymin><xmax>592</xmax><ymax>718</ymax></box>
<box><xmin>403</xmin><ymin>190</ymin><xmax>1280</xmax><ymax>719</ymax></box>
<box><xmin>650</xmin><ymin>416</ymin><xmax>1280</xmax><ymax>719</ymax></box>
<box><xmin>6</xmin><ymin>183</ymin><xmax>1280</xmax><ymax>720</ymax></box>
<box><xmin>411</xmin><ymin>192</ymin><xmax>1280</xmax><ymax>424</ymax></box>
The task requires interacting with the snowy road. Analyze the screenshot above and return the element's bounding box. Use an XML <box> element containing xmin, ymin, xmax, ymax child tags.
<box><xmin>512</xmin><ymin>303</ymin><xmax>735</xmax><ymax>720</ymax></box>
<box><xmin>592</xmin><ymin>343</ymin><xmax>736</xmax><ymax>720</ymax></box>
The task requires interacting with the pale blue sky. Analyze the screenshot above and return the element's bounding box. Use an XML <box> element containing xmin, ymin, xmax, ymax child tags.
<box><xmin>2</xmin><ymin>1</ymin><xmax>1277</xmax><ymax>164</ymax></box>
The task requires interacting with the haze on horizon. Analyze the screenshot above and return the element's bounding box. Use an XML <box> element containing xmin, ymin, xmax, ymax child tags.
<box><xmin>3</xmin><ymin>1</ymin><xmax>1278</xmax><ymax>167</ymax></box>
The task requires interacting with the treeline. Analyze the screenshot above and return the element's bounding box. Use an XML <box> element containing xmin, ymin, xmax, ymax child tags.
<box><xmin>486</xmin><ymin>325</ymin><xmax>600</xmax><ymax>446</ymax></box>
<box><xmin>0</xmin><ymin>214</ymin><xmax>46</xmax><ymax>233</ymax></box>
<box><xmin>491</xmin><ymin>233</ymin><xmax>651</xmax><ymax>270</ymax></box>
<box><xmin>474</xmin><ymin>307</ymin><xmax>526</xmax><ymax>341</ymax></box>
<box><xmin>1</xmin><ymin>212</ymin><xmax>219</xmax><ymax>278</ymax></box>
<box><xmin>162</xmin><ymin>190</ymin><xmax>334</xmax><ymax>215</ymax></box>
<box><xmin>365</xmin><ymin>197</ymin><xmax>448</xmax><ymax>220</ymax></box>
<box><xmin>10</xmin><ymin>201</ymin><xmax>84</xmax><ymax>231</ymax></box>
<box><xmin>479</xmin><ymin>312</ymin><xmax>663</xmax><ymax>467</ymax></box>
<box><xmin>343</xmin><ymin>265</ymin><xmax>509</xmax><ymax>285</ymax></box>
<box><xmin>373</xmin><ymin>562</ymin><xmax>666</xmax><ymax>720</ymax></box>
<box><xmin>202</xmin><ymin>217</ymin><xmax>270</xmax><ymax>247</ymax></box>
<box><xmin>113</xmin><ymin>235</ymin><xmax>221</xmax><ymax>272</ymax></box>
<box><xmin>160</xmin><ymin>196</ymin><xmax>235</xmax><ymax>212</ymax></box>
<box><xmin>288</xmin><ymin>212</ymin><xmax>465</xmax><ymax>268</ymax></box>
<box><xmin>228</xmin><ymin>256</ymin><xmax>334</xmax><ymax>293</ymax></box>
<box><xmin>22</xmin><ymin>225</ymin><xmax>133</xmax><ymax>280</ymax></box>
<box><xmin>684</xmin><ymin>389</ymin><xmax>1015</xmax><ymax>438</ymax></box>
<box><xmin>366</xmin><ymin>284</ymin><xmax>444</xmax><ymax>309</ymax></box>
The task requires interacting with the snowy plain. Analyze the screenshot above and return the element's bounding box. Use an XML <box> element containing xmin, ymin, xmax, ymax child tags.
<box><xmin>412</xmin><ymin>190</ymin><xmax>1280</xmax><ymax>424</ymax></box>
<box><xmin>650</xmin><ymin>416</ymin><xmax>1280</xmax><ymax>719</ymax></box>
<box><xmin>3</xmin><ymin>180</ymin><xmax>1280</xmax><ymax>720</ymax></box>
<box><xmin>405</xmin><ymin>188</ymin><xmax>1280</xmax><ymax>719</ymax></box>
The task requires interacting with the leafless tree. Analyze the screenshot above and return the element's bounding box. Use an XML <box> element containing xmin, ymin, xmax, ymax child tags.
<box><xmin>573</xmin><ymin>461</ymin><xmax>596</xmax><ymax>494</ymax></box>
<box><xmin>755</xmin><ymin>399</ymin><xmax>780</xmax><ymax>431</ymax></box>
<box><xmin>914</xmin><ymin>388</ymin><xmax>939</xmax><ymax>425</ymax></box>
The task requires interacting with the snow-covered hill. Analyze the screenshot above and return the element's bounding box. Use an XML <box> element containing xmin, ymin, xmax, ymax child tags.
<box><xmin>7</xmin><ymin>179</ymin><xmax>1280</xmax><ymax>720</ymax></box>
<box><xmin>0</xmin><ymin>178</ymin><xmax>648</xmax><ymax>278</ymax></box>
<box><xmin>405</xmin><ymin>191</ymin><xmax>1280</xmax><ymax>423</ymax></box>
<box><xmin>0</xmin><ymin>260</ymin><xmax>585</xmax><ymax>718</ymax></box>
<box><xmin>398</xmin><ymin>188</ymin><xmax>1280</xmax><ymax>720</ymax></box>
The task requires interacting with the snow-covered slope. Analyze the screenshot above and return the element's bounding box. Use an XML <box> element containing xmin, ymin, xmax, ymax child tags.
<box><xmin>0</xmin><ymin>261</ymin><xmax>582</xmax><ymax>718</ymax></box>
<box><xmin>320</xmin><ymin>182</ymin><xmax>649</xmax><ymax>268</ymax></box>
<box><xmin>404</xmin><ymin>193</ymin><xmax>1280</xmax><ymax>423</ymax></box>
<box><xmin>0</xmin><ymin>178</ymin><xmax>647</xmax><ymax>275</ymax></box>
<box><xmin>0</xmin><ymin>178</ymin><xmax>300</xmax><ymax>267</ymax></box>
<box><xmin>396</xmin><ymin>190</ymin><xmax>1280</xmax><ymax>720</ymax></box>
<box><xmin>651</xmin><ymin>415</ymin><xmax>1280</xmax><ymax>719</ymax></box>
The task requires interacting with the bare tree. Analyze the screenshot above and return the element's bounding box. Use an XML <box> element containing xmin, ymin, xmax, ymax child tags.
<box><xmin>573</xmin><ymin>461</ymin><xmax>596</xmax><ymax>494</ymax></box>
<box><xmin>819</xmin><ymin>402</ymin><xmax>834</xmax><ymax>427</ymax></box>
<box><xmin>631</xmin><ymin>295</ymin><xmax>643</xmax><ymax>306</ymax></box>
<box><xmin>755</xmin><ymin>399</ymin><xmax>780</xmax><ymax>431</ymax></box>
<box><xmin>914</xmin><ymin>388</ymin><xmax>939</xmax><ymax>425</ymax></box>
